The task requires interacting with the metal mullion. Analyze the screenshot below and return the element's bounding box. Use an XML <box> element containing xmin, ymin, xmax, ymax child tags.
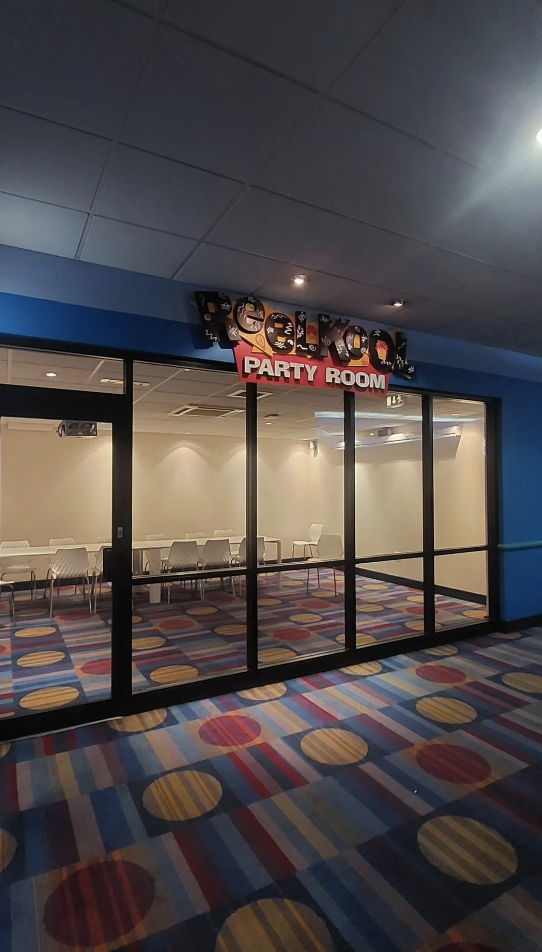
<box><xmin>485</xmin><ymin>398</ymin><xmax>501</xmax><ymax>622</ymax></box>
<box><xmin>111</xmin><ymin>357</ymin><xmax>133</xmax><ymax>705</ymax></box>
<box><xmin>422</xmin><ymin>393</ymin><xmax>436</xmax><ymax>636</ymax></box>
<box><xmin>246</xmin><ymin>383</ymin><xmax>258</xmax><ymax>672</ymax></box>
<box><xmin>344</xmin><ymin>390</ymin><xmax>356</xmax><ymax>650</ymax></box>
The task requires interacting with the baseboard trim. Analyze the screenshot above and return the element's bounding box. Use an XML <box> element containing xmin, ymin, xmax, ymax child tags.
<box><xmin>355</xmin><ymin>567</ymin><xmax>486</xmax><ymax>606</ymax></box>
<box><xmin>501</xmin><ymin>613</ymin><xmax>542</xmax><ymax>632</ymax></box>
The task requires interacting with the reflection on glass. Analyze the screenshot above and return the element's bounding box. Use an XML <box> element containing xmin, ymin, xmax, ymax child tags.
<box><xmin>0</xmin><ymin>347</ymin><xmax>124</xmax><ymax>393</ymax></box>
<box><xmin>0</xmin><ymin>417</ymin><xmax>112</xmax><ymax>718</ymax></box>
<box><xmin>131</xmin><ymin>365</ymin><xmax>247</xmax><ymax>689</ymax></box>
<box><xmin>433</xmin><ymin>397</ymin><xmax>487</xmax><ymax>549</ymax></box>
<box><xmin>257</xmin><ymin>386</ymin><xmax>344</xmax><ymax>664</ymax></box>
<box><xmin>355</xmin><ymin>391</ymin><xmax>423</xmax><ymax>557</ymax></box>
<box><xmin>435</xmin><ymin>551</ymin><xmax>488</xmax><ymax>631</ymax></box>
<box><xmin>356</xmin><ymin>557</ymin><xmax>424</xmax><ymax>646</ymax></box>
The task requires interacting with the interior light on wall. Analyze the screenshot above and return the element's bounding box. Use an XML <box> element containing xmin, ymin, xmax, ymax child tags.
<box><xmin>292</xmin><ymin>274</ymin><xmax>307</xmax><ymax>286</ymax></box>
<box><xmin>45</xmin><ymin>372</ymin><xmax>57</xmax><ymax>377</ymax></box>
<box><xmin>391</xmin><ymin>299</ymin><xmax>405</xmax><ymax>308</ymax></box>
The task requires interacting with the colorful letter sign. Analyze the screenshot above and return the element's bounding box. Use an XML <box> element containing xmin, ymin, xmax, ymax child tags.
<box><xmin>194</xmin><ymin>292</ymin><xmax>415</xmax><ymax>395</ymax></box>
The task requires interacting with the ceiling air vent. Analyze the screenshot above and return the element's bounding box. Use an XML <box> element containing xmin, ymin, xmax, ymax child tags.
<box><xmin>227</xmin><ymin>389</ymin><xmax>273</xmax><ymax>400</ymax></box>
<box><xmin>168</xmin><ymin>404</ymin><xmax>243</xmax><ymax>418</ymax></box>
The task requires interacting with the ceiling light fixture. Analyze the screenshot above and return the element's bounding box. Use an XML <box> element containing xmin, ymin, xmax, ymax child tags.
<box><xmin>392</xmin><ymin>299</ymin><xmax>404</xmax><ymax>308</ymax></box>
<box><xmin>292</xmin><ymin>274</ymin><xmax>307</xmax><ymax>286</ymax></box>
<box><xmin>45</xmin><ymin>371</ymin><xmax>57</xmax><ymax>377</ymax></box>
<box><xmin>265</xmin><ymin>421</ymin><xmax>273</xmax><ymax>425</ymax></box>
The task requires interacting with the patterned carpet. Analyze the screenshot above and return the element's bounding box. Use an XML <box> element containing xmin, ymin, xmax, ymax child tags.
<box><xmin>1</xmin><ymin>626</ymin><xmax>542</xmax><ymax>950</ymax></box>
<box><xmin>0</xmin><ymin>572</ymin><xmax>482</xmax><ymax>718</ymax></box>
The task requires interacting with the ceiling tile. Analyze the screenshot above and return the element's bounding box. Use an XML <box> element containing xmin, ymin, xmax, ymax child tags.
<box><xmin>121</xmin><ymin>25</ymin><xmax>317</xmax><ymax>180</ymax></box>
<box><xmin>175</xmin><ymin>244</ymin><xmax>282</xmax><ymax>292</ymax></box>
<box><xmin>165</xmin><ymin>0</ymin><xmax>402</xmax><ymax>92</ymax></box>
<box><xmin>0</xmin><ymin>193</ymin><xmax>86</xmax><ymax>257</ymax></box>
<box><xmin>96</xmin><ymin>145</ymin><xmax>242</xmax><ymax>239</ymax></box>
<box><xmin>80</xmin><ymin>218</ymin><xmax>196</xmax><ymax>276</ymax></box>
<box><xmin>0</xmin><ymin>108</ymin><xmax>109</xmax><ymax>210</ymax></box>
<box><xmin>0</xmin><ymin>0</ymin><xmax>152</xmax><ymax>136</ymax></box>
<box><xmin>323</xmin><ymin>281</ymin><xmax>424</xmax><ymax>321</ymax></box>
<box><xmin>258</xmin><ymin>100</ymin><xmax>487</xmax><ymax>242</ymax></box>
<box><xmin>254</xmin><ymin>266</ymin><xmax>362</xmax><ymax>310</ymax></box>
<box><xmin>210</xmin><ymin>188</ymin><xmax>419</xmax><ymax>284</ymax></box>
<box><xmin>332</xmin><ymin>0</ymin><xmax>542</xmax><ymax>148</ymax></box>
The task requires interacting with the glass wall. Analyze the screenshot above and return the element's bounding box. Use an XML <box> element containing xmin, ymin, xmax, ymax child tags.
<box><xmin>0</xmin><ymin>347</ymin><xmax>124</xmax><ymax>394</ymax></box>
<box><xmin>131</xmin><ymin>364</ymin><xmax>247</xmax><ymax>691</ymax></box>
<box><xmin>257</xmin><ymin>386</ymin><xmax>345</xmax><ymax>664</ymax></box>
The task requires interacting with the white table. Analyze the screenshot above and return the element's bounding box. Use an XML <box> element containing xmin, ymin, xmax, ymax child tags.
<box><xmin>0</xmin><ymin>537</ymin><xmax>282</xmax><ymax>604</ymax></box>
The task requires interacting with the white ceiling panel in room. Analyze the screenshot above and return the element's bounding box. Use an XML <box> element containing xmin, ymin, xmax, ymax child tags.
<box><xmin>80</xmin><ymin>218</ymin><xmax>197</xmax><ymax>277</ymax></box>
<box><xmin>96</xmin><ymin>146</ymin><xmax>243</xmax><ymax>239</ymax></box>
<box><xmin>0</xmin><ymin>108</ymin><xmax>110</xmax><ymax>211</ymax></box>
<box><xmin>0</xmin><ymin>0</ymin><xmax>153</xmax><ymax>136</ymax></box>
<box><xmin>121</xmin><ymin>25</ymin><xmax>317</xmax><ymax>181</ymax></box>
<box><xmin>331</xmin><ymin>0</ymin><xmax>542</xmax><ymax>148</ymax></box>
<box><xmin>165</xmin><ymin>0</ymin><xmax>402</xmax><ymax>92</ymax></box>
<box><xmin>0</xmin><ymin>193</ymin><xmax>86</xmax><ymax>258</ymax></box>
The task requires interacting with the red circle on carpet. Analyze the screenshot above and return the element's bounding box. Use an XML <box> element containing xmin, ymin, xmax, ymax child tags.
<box><xmin>158</xmin><ymin>618</ymin><xmax>196</xmax><ymax>631</ymax></box>
<box><xmin>273</xmin><ymin>627</ymin><xmax>312</xmax><ymax>641</ymax></box>
<box><xmin>406</xmin><ymin>606</ymin><xmax>424</xmax><ymax>615</ymax></box>
<box><xmin>57</xmin><ymin>612</ymin><xmax>92</xmax><ymax>621</ymax></box>
<box><xmin>80</xmin><ymin>658</ymin><xmax>112</xmax><ymax>676</ymax></box>
<box><xmin>301</xmin><ymin>599</ymin><xmax>332</xmax><ymax>610</ymax></box>
<box><xmin>44</xmin><ymin>859</ymin><xmax>155</xmax><ymax>947</ymax></box>
<box><xmin>0</xmin><ymin>644</ymin><xmax>7</xmax><ymax>654</ymax></box>
<box><xmin>199</xmin><ymin>714</ymin><xmax>262</xmax><ymax>746</ymax></box>
<box><xmin>416</xmin><ymin>743</ymin><xmax>492</xmax><ymax>784</ymax></box>
<box><xmin>415</xmin><ymin>664</ymin><xmax>467</xmax><ymax>684</ymax></box>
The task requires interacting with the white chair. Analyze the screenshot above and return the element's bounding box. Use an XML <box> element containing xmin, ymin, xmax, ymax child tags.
<box><xmin>0</xmin><ymin>580</ymin><xmax>16</xmax><ymax>621</ymax></box>
<box><xmin>185</xmin><ymin>531</ymin><xmax>205</xmax><ymax>539</ymax></box>
<box><xmin>306</xmin><ymin>534</ymin><xmax>344</xmax><ymax>595</ymax></box>
<box><xmin>198</xmin><ymin>538</ymin><xmax>233</xmax><ymax>599</ymax></box>
<box><xmin>0</xmin><ymin>540</ymin><xmax>36</xmax><ymax>598</ymax></box>
<box><xmin>292</xmin><ymin>523</ymin><xmax>323</xmax><ymax>559</ymax></box>
<box><xmin>233</xmin><ymin>537</ymin><xmax>267</xmax><ymax>595</ymax></box>
<box><xmin>50</xmin><ymin>537</ymin><xmax>76</xmax><ymax>546</ymax></box>
<box><xmin>91</xmin><ymin>546</ymin><xmax>107</xmax><ymax>613</ymax></box>
<box><xmin>49</xmin><ymin>547</ymin><xmax>92</xmax><ymax>617</ymax></box>
<box><xmin>214</xmin><ymin>528</ymin><xmax>234</xmax><ymax>537</ymax></box>
<box><xmin>98</xmin><ymin>535</ymin><xmax>111</xmax><ymax>544</ymax></box>
<box><xmin>164</xmin><ymin>540</ymin><xmax>200</xmax><ymax>602</ymax></box>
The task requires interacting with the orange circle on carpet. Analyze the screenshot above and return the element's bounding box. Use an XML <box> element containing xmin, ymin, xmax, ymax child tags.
<box><xmin>17</xmin><ymin>651</ymin><xmax>65</xmax><ymax>667</ymax></box>
<box><xmin>80</xmin><ymin>658</ymin><xmax>111</xmax><ymax>676</ymax></box>
<box><xmin>133</xmin><ymin>636</ymin><xmax>166</xmax><ymax>651</ymax></box>
<box><xmin>415</xmin><ymin>664</ymin><xmax>467</xmax><ymax>684</ymax></box>
<box><xmin>43</xmin><ymin>859</ymin><xmax>154</xmax><ymax>947</ymax></box>
<box><xmin>273</xmin><ymin>627</ymin><xmax>312</xmax><ymax>641</ymax></box>
<box><xmin>199</xmin><ymin>714</ymin><xmax>261</xmax><ymax>747</ymax></box>
<box><xmin>150</xmin><ymin>665</ymin><xmax>197</xmax><ymax>684</ymax></box>
<box><xmin>56</xmin><ymin>612</ymin><xmax>91</xmax><ymax>621</ymax></box>
<box><xmin>259</xmin><ymin>647</ymin><xmax>297</xmax><ymax>664</ymax></box>
<box><xmin>15</xmin><ymin>626</ymin><xmax>56</xmax><ymax>639</ymax></box>
<box><xmin>416</xmin><ymin>743</ymin><xmax>492</xmax><ymax>784</ymax></box>
<box><xmin>289</xmin><ymin>613</ymin><xmax>322</xmax><ymax>624</ymax></box>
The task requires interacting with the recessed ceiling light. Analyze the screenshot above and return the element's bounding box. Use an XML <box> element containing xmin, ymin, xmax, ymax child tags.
<box><xmin>369</xmin><ymin>431</ymin><xmax>375</xmax><ymax>436</ymax></box>
<box><xmin>45</xmin><ymin>371</ymin><xmax>57</xmax><ymax>377</ymax></box>
<box><xmin>292</xmin><ymin>274</ymin><xmax>307</xmax><ymax>286</ymax></box>
<box><xmin>536</xmin><ymin>128</ymin><xmax>542</xmax><ymax>145</ymax></box>
<box><xmin>392</xmin><ymin>299</ymin><xmax>405</xmax><ymax>308</ymax></box>
<box><xmin>451</xmin><ymin>412</ymin><xmax>460</xmax><ymax>417</ymax></box>
<box><xmin>265</xmin><ymin>421</ymin><xmax>273</xmax><ymax>425</ymax></box>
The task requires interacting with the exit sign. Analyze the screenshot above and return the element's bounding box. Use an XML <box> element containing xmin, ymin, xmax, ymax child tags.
<box><xmin>387</xmin><ymin>393</ymin><xmax>404</xmax><ymax>408</ymax></box>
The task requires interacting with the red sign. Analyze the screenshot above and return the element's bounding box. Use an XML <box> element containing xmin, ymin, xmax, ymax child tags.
<box><xmin>194</xmin><ymin>292</ymin><xmax>414</xmax><ymax>395</ymax></box>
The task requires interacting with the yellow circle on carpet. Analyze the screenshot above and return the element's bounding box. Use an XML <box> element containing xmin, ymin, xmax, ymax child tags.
<box><xmin>19</xmin><ymin>685</ymin><xmax>79</xmax><ymax>710</ymax></box>
<box><xmin>17</xmin><ymin>610</ymin><xmax>47</xmax><ymax>618</ymax></box>
<box><xmin>407</xmin><ymin>595</ymin><xmax>424</xmax><ymax>603</ymax></box>
<box><xmin>463</xmin><ymin>609</ymin><xmax>487</xmax><ymax>619</ymax></box>
<box><xmin>336</xmin><ymin>633</ymin><xmax>345</xmax><ymax>644</ymax></box>
<box><xmin>357</xmin><ymin>604</ymin><xmax>384</xmax><ymax>612</ymax></box>
<box><xmin>216</xmin><ymin>899</ymin><xmax>334</xmax><ymax>952</ymax></box>
<box><xmin>15</xmin><ymin>626</ymin><xmax>56</xmax><ymax>639</ymax></box>
<box><xmin>418</xmin><ymin>817</ymin><xmax>517</xmax><ymax>884</ymax></box>
<box><xmin>356</xmin><ymin>634</ymin><xmax>376</xmax><ymax>646</ymax></box>
<box><xmin>215</xmin><ymin>624</ymin><xmax>247</xmax><ymax>636</ymax></box>
<box><xmin>416</xmin><ymin>697</ymin><xmax>477</xmax><ymax>724</ymax></box>
<box><xmin>424</xmin><ymin>644</ymin><xmax>458</xmax><ymax>657</ymax></box>
<box><xmin>17</xmin><ymin>651</ymin><xmax>65</xmax><ymax>668</ymax></box>
<box><xmin>259</xmin><ymin>647</ymin><xmax>297</xmax><ymax>664</ymax></box>
<box><xmin>406</xmin><ymin>620</ymin><xmax>442</xmax><ymax>631</ymax></box>
<box><xmin>363</xmin><ymin>584</ymin><xmax>388</xmax><ymax>591</ymax></box>
<box><xmin>341</xmin><ymin>661</ymin><xmax>382</xmax><ymax>676</ymax></box>
<box><xmin>132</xmin><ymin>615</ymin><xmax>143</xmax><ymax>624</ymax></box>
<box><xmin>493</xmin><ymin>631</ymin><xmax>521</xmax><ymax>640</ymax></box>
<box><xmin>312</xmin><ymin>589</ymin><xmax>336</xmax><ymax>598</ymax></box>
<box><xmin>186</xmin><ymin>606</ymin><xmax>218</xmax><ymax>615</ymax></box>
<box><xmin>143</xmin><ymin>770</ymin><xmax>222</xmax><ymax>821</ymax></box>
<box><xmin>0</xmin><ymin>830</ymin><xmax>16</xmax><ymax>872</ymax></box>
<box><xmin>132</xmin><ymin>636</ymin><xmax>166</xmax><ymax>651</ymax></box>
<box><xmin>0</xmin><ymin>743</ymin><xmax>11</xmax><ymax>759</ymax></box>
<box><xmin>301</xmin><ymin>727</ymin><xmax>368</xmax><ymax>765</ymax></box>
<box><xmin>289</xmin><ymin>613</ymin><xmax>321</xmax><ymax>624</ymax></box>
<box><xmin>150</xmin><ymin>665</ymin><xmax>198</xmax><ymax>684</ymax></box>
<box><xmin>258</xmin><ymin>598</ymin><xmax>282</xmax><ymax>607</ymax></box>
<box><xmin>238</xmin><ymin>683</ymin><xmax>287</xmax><ymax>701</ymax></box>
<box><xmin>502</xmin><ymin>672</ymin><xmax>542</xmax><ymax>694</ymax></box>
<box><xmin>109</xmin><ymin>709</ymin><xmax>167</xmax><ymax>732</ymax></box>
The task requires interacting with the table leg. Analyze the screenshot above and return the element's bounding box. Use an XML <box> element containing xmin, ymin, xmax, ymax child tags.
<box><xmin>276</xmin><ymin>540</ymin><xmax>282</xmax><ymax>589</ymax></box>
<box><xmin>147</xmin><ymin>548</ymin><xmax>162</xmax><ymax>604</ymax></box>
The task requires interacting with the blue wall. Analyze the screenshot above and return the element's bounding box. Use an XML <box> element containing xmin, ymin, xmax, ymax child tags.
<box><xmin>0</xmin><ymin>288</ymin><xmax>540</xmax><ymax>625</ymax></box>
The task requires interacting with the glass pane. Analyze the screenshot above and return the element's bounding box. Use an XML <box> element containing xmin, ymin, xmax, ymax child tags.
<box><xmin>0</xmin><ymin>347</ymin><xmax>124</xmax><ymax>393</ymax></box>
<box><xmin>433</xmin><ymin>397</ymin><xmax>487</xmax><ymax>548</ymax></box>
<box><xmin>257</xmin><ymin>386</ymin><xmax>344</xmax><ymax>664</ymax></box>
<box><xmin>356</xmin><ymin>557</ymin><xmax>424</xmax><ymax>645</ymax></box>
<box><xmin>0</xmin><ymin>417</ymin><xmax>112</xmax><ymax>720</ymax></box>
<box><xmin>356</xmin><ymin>391</ymin><xmax>423</xmax><ymax>557</ymax></box>
<box><xmin>132</xmin><ymin>364</ymin><xmax>246</xmax><ymax>689</ymax></box>
<box><xmin>435</xmin><ymin>551</ymin><xmax>488</xmax><ymax>631</ymax></box>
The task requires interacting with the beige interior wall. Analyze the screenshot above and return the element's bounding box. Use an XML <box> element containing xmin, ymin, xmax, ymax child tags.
<box><xmin>0</xmin><ymin>419</ymin><xmax>487</xmax><ymax>596</ymax></box>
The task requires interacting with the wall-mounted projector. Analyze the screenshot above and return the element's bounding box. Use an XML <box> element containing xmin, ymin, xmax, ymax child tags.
<box><xmin>57</xmin><ymin>421</ymin><xmax>98</xmax><ymax>438</ymax></box>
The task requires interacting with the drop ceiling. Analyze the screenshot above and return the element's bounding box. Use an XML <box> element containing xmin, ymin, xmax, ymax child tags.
<box><xmin>3</xmin><ymin>1</ymin><xmax>542</xmax><ymax>354</ymax></box>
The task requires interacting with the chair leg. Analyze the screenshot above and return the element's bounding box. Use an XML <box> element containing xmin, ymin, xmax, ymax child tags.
<box><xmin>306</xmin><ymin>568</ymin><xmax>310</xmax><ymax>593</ymax></box>
<box><xmin>11</xmin><ymin>587</ymin><xmax>16</xmax><ymax>622</ymax></box>
<box><xmin>49</xmin><ymin>578</ymin><xmax>54</xmax><ymax>618</ymax></box>
<box><xmin>333</xmin><ymin>568</ymin><xmax>337</xmax><ymax>596</ymax></box>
